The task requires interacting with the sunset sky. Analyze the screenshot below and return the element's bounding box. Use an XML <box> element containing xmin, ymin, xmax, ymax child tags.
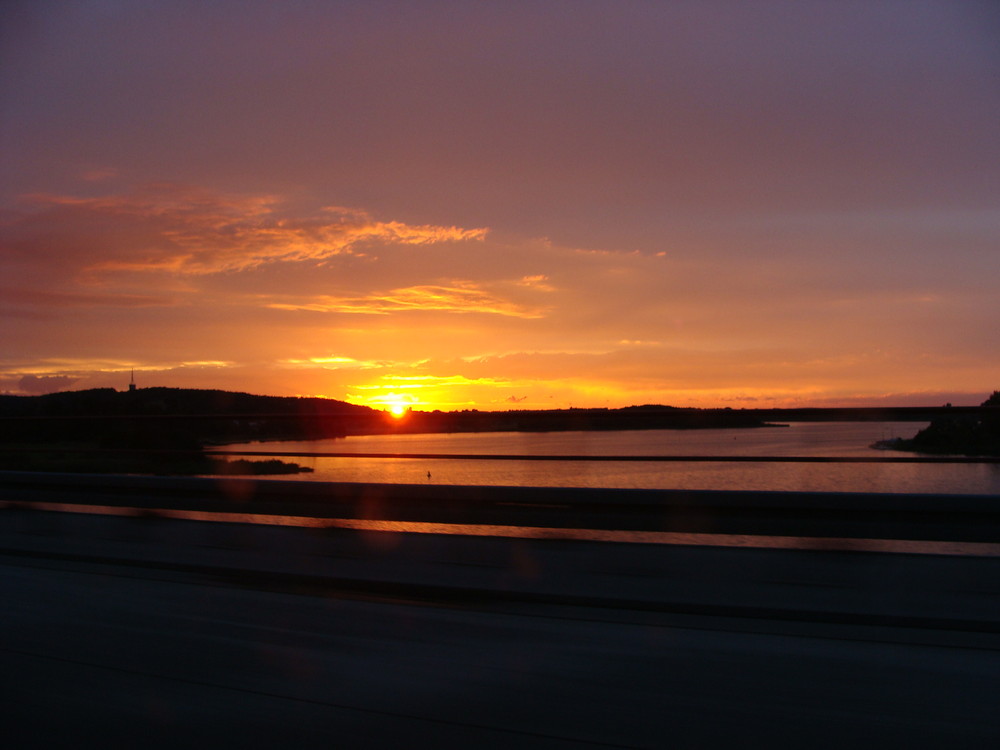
<box><xmin>2</xmin><ymin>1</ymin><xmax>998</xmax><ymax>411</ymax></box>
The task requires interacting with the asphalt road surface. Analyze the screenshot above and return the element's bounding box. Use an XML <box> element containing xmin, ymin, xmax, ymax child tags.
<box><xmin>4</xmin><ymin>544</ymin><xmax>999</xmax><ymax>749</ymax></box>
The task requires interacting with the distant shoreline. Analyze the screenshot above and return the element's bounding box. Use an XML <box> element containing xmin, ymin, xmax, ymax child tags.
<box><xmin>2</xmin><ymin>388</ymin><xmax>994</xmax><ymax>451</ymax></box>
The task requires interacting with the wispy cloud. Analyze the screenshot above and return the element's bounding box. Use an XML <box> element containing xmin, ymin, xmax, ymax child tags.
<box><xmin>516</xmin><ymin>274</ymin><xmax>556</xmax><ymax>291</ymax></box>
<box><xmin>280</xmin><ymin>356</ymin><xmax>383</xmax><ymax>369</ymax></box>
<box><xmin>2</xmin><ymin>184</ymin><xmax>488</xmax><ymax>278</ymax></box>
<box><xmin>354</xmin><ymin>374</ymin><xmax>512</xmax><ymax>389</ymax></box>
<box><xmin>618</xmin><ymin>339</ymin><xmax>663</xmax><ymax>347</ymax></box>
<box><xmin>266</xmin><ymin>282</ymin><xmax>547</xmax><ymax>318</ymax></box>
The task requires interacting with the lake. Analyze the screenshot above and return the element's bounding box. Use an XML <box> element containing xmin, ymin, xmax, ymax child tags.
<box><xmin>219</xmin><ymin>422</ymin><xmax>1000</xmax><ymax>495</ymax></box>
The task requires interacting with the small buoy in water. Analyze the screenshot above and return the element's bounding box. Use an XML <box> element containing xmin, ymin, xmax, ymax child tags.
<box><xmin>427</xmin><ymin>471</ymin><xmax>432</xmax><ymax>480</ymax></box>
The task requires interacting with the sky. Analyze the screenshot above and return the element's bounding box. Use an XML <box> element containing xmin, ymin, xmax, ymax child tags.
<box><xmin>2</xmin><ymin>0</ymin><xmax>998</xmax><ymax>411</ymax></box>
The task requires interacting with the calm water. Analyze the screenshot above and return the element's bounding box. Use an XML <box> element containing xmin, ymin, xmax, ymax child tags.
<box><xmin>221</xmin><ymin>422</ymin><xmax>1000</xmax><ymax>495</ymax></box>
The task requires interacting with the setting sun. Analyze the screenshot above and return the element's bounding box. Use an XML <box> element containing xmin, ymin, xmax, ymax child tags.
<box><xmin>374</xmin><ymin>392</ymin><xmax>414</xmax><ymax>418</ymax></box>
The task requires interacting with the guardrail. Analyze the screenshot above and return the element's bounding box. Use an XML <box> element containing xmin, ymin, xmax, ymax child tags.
<box><xmin>2</xmin><ymin>470</ymin><xmax>998</xmax><ymax>544</ymax></box>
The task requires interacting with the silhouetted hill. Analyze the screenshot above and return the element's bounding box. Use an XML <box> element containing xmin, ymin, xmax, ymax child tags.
<box><xmin>0</xmin><ymin>388</ymin><xmax>382</xmax><ymax>447</ymax></box>
<box><xmin>0</xmin><ymin>387</ymin><xmax>365</xmax><ymax>474</ymax></box>
<box><xmin>0</xmin><ymin>387</ymin><xmax>377</xmax><ymax>419</ymax></box>
<box><xmin>0</xmin><ymin>388</ymin><xmax>777</xmax><ymax>447</ymax></box>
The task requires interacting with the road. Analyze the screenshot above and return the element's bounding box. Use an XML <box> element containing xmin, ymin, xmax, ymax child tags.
<box><xmin>3</xmin><ymin>514</ymin><xmax>999</xmax><ymax>747</ymax></box>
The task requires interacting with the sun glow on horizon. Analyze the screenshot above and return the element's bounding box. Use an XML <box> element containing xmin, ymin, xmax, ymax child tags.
<box><xmin>360</xmin><ymin>391</ymin><xmax>418</xmax><ymax>417</ymax></box>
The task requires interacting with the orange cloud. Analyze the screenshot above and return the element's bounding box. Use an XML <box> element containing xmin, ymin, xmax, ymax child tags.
<box><xmin>266</xmin><ymin>282</ymin><xmax>547</xmax><ymax>318</ymax></box>
<box><xmin>517</xmin><ymin>274</ymin><xmax>556</xmax><ymax>291</ymax></box>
